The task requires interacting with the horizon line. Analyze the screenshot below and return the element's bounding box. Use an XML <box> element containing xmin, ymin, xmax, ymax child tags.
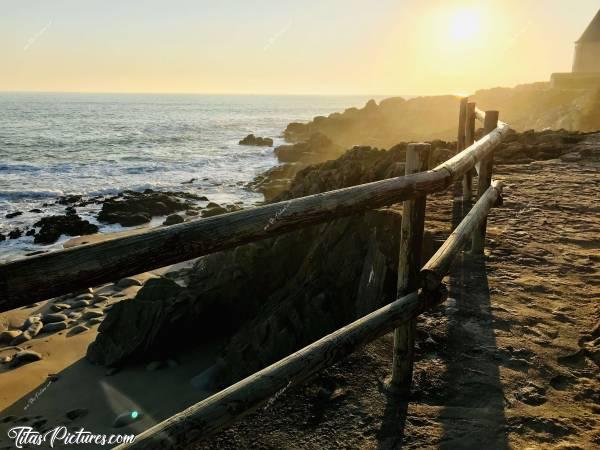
<box><xmin>0</xmin><ymin>89</ymin><xmax>461</xmax><ymax>98</ymax></box>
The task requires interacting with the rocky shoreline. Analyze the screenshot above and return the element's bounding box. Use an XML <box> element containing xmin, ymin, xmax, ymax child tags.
<box><xmin>0</xmin><ymin>189</ymin><xmax>243</xmax><ymax>251</ymax></box>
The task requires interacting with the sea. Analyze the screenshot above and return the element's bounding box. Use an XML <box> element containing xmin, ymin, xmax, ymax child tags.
<box><xmin>0</xmin><ymin>93</ymin><xmax>382</xmax><ymax>262</ymax></box>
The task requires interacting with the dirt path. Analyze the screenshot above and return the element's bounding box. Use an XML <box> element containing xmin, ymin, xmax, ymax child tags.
<box><xmin>197</xmin><ymin>153</ymin><xmax>599</xmax><ymax>448</ymax></box>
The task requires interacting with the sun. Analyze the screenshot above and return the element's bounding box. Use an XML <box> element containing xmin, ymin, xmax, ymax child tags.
<box><xmin>449</xmin><ymin>8</ymin><xmax>483</xmax><ymax>42</ymax></box>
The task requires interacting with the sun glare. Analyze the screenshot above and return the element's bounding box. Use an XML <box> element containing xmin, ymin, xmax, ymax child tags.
<box><xmin>449</xmin><ymin>8</ymin><xmax>482</xmax><ymax>42</ymax></box>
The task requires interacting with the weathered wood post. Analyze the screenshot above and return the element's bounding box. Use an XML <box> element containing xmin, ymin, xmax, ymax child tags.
<box><xmin>390</xmin><ymin>142</ymin><xmax>430</xmax><ymax>394</ymax></box>
<box><xmin>462</xmin><ymin>102</ymin><xmax>477</xmax><ymax>205</ymax></box>
<box><xmin>471</xmin><ymin>110</ymin><xmax>499</xmax><ymax>254</ymax></box>
<box><xmin>456</xmin><ymin>97</ymin><xmax>468</xmax><ymax>152</ymax></box>
<box><xmin>451</xmin><ymin>98</ymin><xmax>469</xmax><ymax>230</ymax></box>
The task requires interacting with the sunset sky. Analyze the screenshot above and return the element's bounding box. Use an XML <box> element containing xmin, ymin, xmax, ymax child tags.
<box><xmin>1</xmin><ymin>0</ymin><xmax>598</xmax><ymax>95</ymax></box>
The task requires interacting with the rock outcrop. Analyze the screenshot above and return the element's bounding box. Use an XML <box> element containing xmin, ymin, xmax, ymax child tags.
<box><xmin>33</xmin><ymin>215</ymin><xmax>99</xmax><ymax>244</ymax></box>
<box><xmin>283</xmin><ymin>83</ymin><xmax>600</xmax><ymax>151</ymax></box>
<box><xmin>87</xmin><ymin>209</ymin><xmax>409</xmax><ymax>390</ymax></box>
<box><xmin>97</xmin><ymin>189</ymin><xmax>200</xmax><ymax>226</ymax></box>
<box><xmin>239</xmin><ymin>134</ymin><xmax>273</xmax><ymax>146</ymax></box>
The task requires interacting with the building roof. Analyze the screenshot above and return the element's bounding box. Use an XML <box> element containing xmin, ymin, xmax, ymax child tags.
<box><xmin>577</xmin><ymin>9</ymin><xmax>600</xmax><ymax>43</ymax></box>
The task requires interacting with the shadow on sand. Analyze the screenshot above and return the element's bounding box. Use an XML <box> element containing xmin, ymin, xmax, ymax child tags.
<box><xmin>376</xmin><ymin>250</ymin><xmax>508</xmax><ymax>449</ymax></box>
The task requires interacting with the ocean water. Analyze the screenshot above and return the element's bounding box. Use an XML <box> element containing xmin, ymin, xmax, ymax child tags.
<box><xmin>0</xmin><ymin>93</ymin><xmax>380</xmax><ymax>262</ymax></box>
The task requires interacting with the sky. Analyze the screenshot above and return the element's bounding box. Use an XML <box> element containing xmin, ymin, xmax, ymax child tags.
<box><xmin>0</xmin><ymin>0</ymin><xmax>598</xmax><ymax>95</ymax></box>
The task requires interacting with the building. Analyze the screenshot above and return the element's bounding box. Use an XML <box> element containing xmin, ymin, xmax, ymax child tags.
<box><xmin>551</xmin><ymin>9</ymin><xmax>600</xmax><ymax>89</ymax></box>
<box><xmin>572</xmin><ymin>9</ymin><xmax>600</xmax><ymax>73</ymax></box>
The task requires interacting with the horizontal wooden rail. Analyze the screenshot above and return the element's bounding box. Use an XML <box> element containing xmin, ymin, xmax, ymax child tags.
<box><xmin>114</xmin><ymin>288</ymin><xmax>446</xmax><ymax>450</ymax></box>
<box><xmin>114</xmin><ymin>172</ymin><xmax>503</xmax><ymax>449</ymax></box>
<box><xmin>0</xmin><ymin>121</ymin><xmax>511</xmax><ymax>310</ymax></box>
<box><xmin>421</xmin><ymin>180</ymin><xmax>503</xmax><ymax>290</ymax></box>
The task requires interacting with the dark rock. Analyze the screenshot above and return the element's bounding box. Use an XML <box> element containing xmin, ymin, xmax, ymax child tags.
<box><xmin>86</xmin><ymin>208</ymin><xmax>418</xmax><ymax>391</ymax></box>
<box><xmin>41</xmin><ymin>321</ymin><xmax>68</xmax><ymax>333</ymax></box>
<box><xmin>5</xmin><ymin>211</ymin><xmax>23</xmax><ymax>219</ymax></box>
<box><xmin>0</xmin><ymin>330</ymin><xmax>23</xmax><ymax>344</ymax></box>
<box><xmin>116</xmin><ymin>278</ymin><xmax>143</xmax><ymax>289</ymax></box>
<box><xmin>98</xmin><ymin>190</ymin><xmax>199</xmax><ymax>226</ymax></box>
<box><xmin>33</xmin><ymin>215</ymin><xmax>98</xmax><ymax>245</ymax></box>
<box><xmin>69</xmin><ymin>325</ymin><xmax>89</xmax><ymax>336</ymax></box>
<box><xmin>201</xmin><ymin>206</ymin><xmax>228</xmax><ymax>218</ymax></box>
<box><xmin>65</xmin><ymin>408</ymin><xmax>88</xmax><ymax>421</ymax></box>
<box><xmin>185</xmin><ymin>210</ymin><xmax>199</xmax><ymax>216</ymax></box>
<box><xmin>42</xmin><ymin>313</ymin><xmax>68</xmax><ymax>324</ymax></box>
<box><xmin>163</xmin><ymin>214</ymin><xmax>184</xmax><ymax>226</ymax></box>
<box><xmin>0</xmin><ymin>234</ymin><xmax>5</xmax><ymax>242</ymax></box>
<box><xmin>57</xmin><ymin>195</ymin><xmax>83</xmax><ymax>205</ymax></box>
<box><xmin>70</xmin><ymin>300</ymin><xmax>91</xmax><ymax>309</ymax></box>
<box><xmin>10</xmin><ymin>332</ymin><xmax>31</xmax><ymax>346</ymax></box>
<box><xmin>82</xmin><ymin>309</ymin><xmax>103</xmax><ymax>320</ymax></box>
<box><xmin>8</xmin><ymin>229</ymin><xmax>22</xmax><ymax>239</ymax></box>
<box><xmin>181</xmin><ymin>178</ymin><xmax>196</xmax><ymax>184</ymax></box>
<box><xmin>10</xmin><ymin>350</ymin><xmax>42</xmax><ymax>367</ymax></box>
<box><xmin>29</xmin><ymin>209</ymin><xmax>43</xmax><ymax>213</ymax></box>
<box><xmin>51</xmin><ymin>303</ymin><xmax>71</xmax><ymax>312</ymax></box>
<box><xmin>25</xmin><ymin>229</ymin><xmax>36</xmax><ymax>236</ymax></box>
<box><xmin>239</xmin><ymin>134</ymin><xmax>274</xmax><ymax>146</ymax></box>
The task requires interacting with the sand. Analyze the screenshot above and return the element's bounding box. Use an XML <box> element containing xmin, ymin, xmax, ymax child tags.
<box><xmin>0</xmin><ymin>234</ymin><xmax>213</xmax><ymax>449</ymax></box>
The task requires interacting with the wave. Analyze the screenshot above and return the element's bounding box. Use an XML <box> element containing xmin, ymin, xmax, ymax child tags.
<box><xmin>0</xmin><ymin>189</ymin><xmax>65</xmax><ymax>200</ymax></box>
<box><xmin>0</xmin><ymin>164</ymin><xmax>42</xmax><ymax>173</ymax></box>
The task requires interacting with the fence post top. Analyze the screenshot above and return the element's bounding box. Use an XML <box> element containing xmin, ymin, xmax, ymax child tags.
<box><xmin>407</xmin><ymin>142</ymin><xmax>431</xmax><ymax>150</ymax></box>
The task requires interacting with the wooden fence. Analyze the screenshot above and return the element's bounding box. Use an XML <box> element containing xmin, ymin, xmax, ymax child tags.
<box><xmin>0</xmin><ymin>101</ymin><xmax>510</xmax><ymax>449</ymax></box>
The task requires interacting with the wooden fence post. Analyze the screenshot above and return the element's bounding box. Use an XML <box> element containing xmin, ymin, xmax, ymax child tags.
<box><xmin>451</xmin><ymin>98</ymin><xmax>469</xmax><ymax>230</ymax></box>
<box><xmin>462</xmin><ymin>102</ymin><xmax>476</xmax><ymax>205</ymax></box>
<box><xmin>390</xmin><ymin>143</ymin><xmax>430</xmax><ymax>394</ymax></box>
<box><xmin>471</xmin><ymin>110</ymin><xmax>499</xmax><ymax>254</ymax></box>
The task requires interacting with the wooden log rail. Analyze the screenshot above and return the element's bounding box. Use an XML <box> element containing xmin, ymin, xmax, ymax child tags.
<box><xmin>114</xmin><ymin>180</ymin><xmax>504</xmax><ymax>450</ymax></box>
<box><xmin>0</xmin><ymin>114</ymin><xmax>511</xmax><ymax>311</ymax></box>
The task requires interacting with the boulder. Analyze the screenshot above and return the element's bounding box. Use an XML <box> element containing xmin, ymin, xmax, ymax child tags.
<box><xmin>10</xmin><ymin>332</ymin><xmax>31</xmax><ymax>346</ymax></box>
<box><xmin>239</xmin><ymin>134</ymin><xmax>274</xmax><ymax>146</ymax></box>
<box><xmin>0</xmin><ymin>330</ymin><xmax>23</xmax><ymax>344</ymax></box>
<box><xmin>8</xmin><ymin>229</ymin><xmax>22</xmax><ymax>239</ymax></box>
<box><xmin>82</xmin><ymin>309</ymin><xmax>103</xmax><ymax>320</ymax></box>
<box><xmin>5</xmin><ymin>211</ymin><xmax>22</xmax><ymax>219</ymax></box>
<box><xmin>163</xmin><ymin>214</ymin><xmax>184</xmax><ymax>226</ymax></box>
<box><xmin>11</xmin><ymin>350</ymin><xmax>42</xmax><ymax>367</ymax></box>
<box><xmin>41</xmin><ymin>322</ymin><xmax>68</xmax><ymax>333</ymax></box>
<box><xmin>201</xmin><ymin>206</ymin><xmax>228</xmax><ymax>218</ymax></box>
<box><xmin>42</xmin><ymin>313</ymin><xmax>68</xmax><ymax>324</ymax></box>
<box><xmin>69</xmin><ymin>325</ymin><xmax>89</xmax><ymax>335</ymax></box>
<box><xmin>33</xmin><ymin>215</ymin><xmax>98</xmax><ymax>245</ymax></box>
<box><xmin>57</xmin><ymin>195</ymin><xmax>83</xmax><ymax>205</ymax></box>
